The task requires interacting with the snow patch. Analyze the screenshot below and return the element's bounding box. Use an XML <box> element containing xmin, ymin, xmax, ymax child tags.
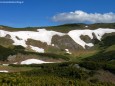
<box><xmin>65</xmin><ymin>49</ymin><xmax>72</xmax><ymax>54</ymax></box>
<box><xmin>68</xmin><ymin>28</ymin><xmax>115</xmax><ymax>48</ymax></box>
<box><xmin>51</xmin><ymin>44</ymin><xmax>55</xmax><ymax>46</ymax></box>
<box><xmin>2</xmin><ymin>64</ymin><xmax>9</xmax><ymax>66</ymax></box>
<box><xmin>0</xmin><ymin>70</ymin><xmax>8</xmax><ymax>73</ymax></box>
<box><xmin>93</xmin><ymin>28</ymin><xmax>115</xmax><ymax>40</ymax></box>
<box><xmin>85</xmin><ymin>26</ymin><xmax>88</xmax><ymax>28</ymax></box>
<box><xmin>13</xmin><ymin>62</ymin><xmax>18</xmax><ymax>64</ymax></box>
<box><xmin>21</xmin><ymin>59</ymin><xmax>52</xmax><ymax>65</ymax></box>
<box><xmin>30</xmin><ymin>45</ymin><xmax>44</xmax><ymax>53</ymax></box>
<box><xmin>0</xmin><ymin>30</ymin><xmax>8</xmax><ymax>37</ymax></box>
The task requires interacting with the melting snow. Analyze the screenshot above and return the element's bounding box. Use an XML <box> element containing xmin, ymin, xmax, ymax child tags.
<box><xmin>0</xmin><ymin>70</ymin><xmax>8</xmax><ymax>73</ymax></box>
<box><xmin>2</xmin><ymin>64</ymin><xmax>9</xmax><ymax>66</ymax></box>
<box><xmin>51</xmin><ymin>44</ymin><xmax>55</xmax><ymax>46</ymax></box>
<box><xmin>30</xmin><ymin>45</ymin><xmax>44</xmax><ymax>53</ymax></box>
<box><xmin>13</xmin><ymin>62</ymin><xmax>18</xmax><ymax>64</ymax></box>
<box><xmin>0</xmin><ymin>29</ymin><xmax>65</xmax><ymax>52</ymax></box>
<box><xmin>0</xmin><ymin>28</ymin><xmax>115</xmax><ymax>50</ymax></box>
<box><xmin>21</xmin><ymin>59</ymin><xmax>52</xmax><ymax>65</ymax></box>
<box><xmin>65</xmin><ymin>49</ymin><xmax>71</xmax><ymax>54</ymax></box>
<box><xmin>68</xmin><ymin>28</ymin><xmax>115</xmax><ymax>48</ymax></box>
<box><xmin>85</xmin><ymin>26</ymin><xmax>88</xmax><ymax>28</ymax></box>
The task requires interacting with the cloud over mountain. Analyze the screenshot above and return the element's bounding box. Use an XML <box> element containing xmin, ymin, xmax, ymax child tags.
<box><xmin>52</xmin><ymin>10</ymin><xmax>115</xmax><ymax>23</ymax></box>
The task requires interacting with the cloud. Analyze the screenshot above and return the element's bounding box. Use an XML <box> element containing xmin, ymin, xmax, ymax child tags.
<box><xmin>52</xmin><ymin>10</ymin><xmax>115</xmax><ymax>23</ymax></box>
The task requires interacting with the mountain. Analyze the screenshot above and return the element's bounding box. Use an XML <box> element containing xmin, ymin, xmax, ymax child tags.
<box><xmin>0</xmin><ymin>23</ymin><xmax>115</xmax><ymax>64</ymax></box>
<box><xmin>0</xmin><ymin>23</ymin><xmax>115</xmax><ymax>85</ymax></box>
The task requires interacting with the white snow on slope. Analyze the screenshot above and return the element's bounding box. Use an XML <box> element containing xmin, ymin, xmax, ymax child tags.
<box><xmin>68</xmin><ymin>28</ymin><xmax>115</xmax><ymax>48</ymax></box>
<box><xmin>65</xmin><ymin>49</ymin><xmax>71</xmax><ymax>54</ymax></box>
<box><xmin>30</xmin><ymin>45</ymin><xmax>44</xmax><ymax>53</ymax></box>
<box><xmin>0</xmin><ymin>29</ymin><xmax>65</xmax><ymax>52</ymax></box>
<box><xmin>0</xmin><ymin>70</ymin><xmax>8</xmax><ymax>73</ymax></box>
<box><xmin>0</xmin><ymin>28</ymin><xmax>115</xmax><ymax>50</ymax></box>
<box><xmin>2</xmin><ymin>64</ymin><xmax>9</xmax><ymax>66</ymax></box>
<box><xmin>85</xmin><ymin>26</ymin><xmax>88</xmax><ymax>28</ymax></box>
<box><xmin>21</xmin><ymin>59</ymin><xmax>52</xmax><ymax>65</ymax></box>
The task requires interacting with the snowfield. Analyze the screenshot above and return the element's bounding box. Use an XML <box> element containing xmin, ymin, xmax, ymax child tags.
<box><xmin>0</xmin><ymin>29</ymin><xmax>65</xmax><ymax>52</ymax></box>
<box><xmin>21</xmin><ymin>59</ymin><xmax>53</xmax><ymax>65</ymax></box>
<box><xmin>68</xmin><ymin>28</ymin><xmax>115</xmax><ymax>48</ymax></box>
<box><xmin>0</xmin><ymin>28</ymin><xmax>115</xmax><ymax>50</ymax></box>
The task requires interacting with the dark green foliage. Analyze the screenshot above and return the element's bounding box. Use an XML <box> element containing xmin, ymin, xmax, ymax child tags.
<box><xmin>18</xmin><ymin>51</ymin><xmax>70</xmax><ymax>60</ymax></box>
<box><xmin>0</xmin><ymin>45</ymin><xmax>14</xmax><ymax>61</ymax></box>
<box><xmin>19</xmin><ymin>63</ymin><xmax>88</xmax><ymax>80</ymax></box>
<box><xmin>84</xmin><ymin>51</ymin><xmax>115</xmax><ymax>62</ymax></box>
<box><xmin>79</xmin><ymin>61</ymin><xmax>104</xmax><ymax>70</ymax></box>
<box><xmin>99</xmin><ymin>35</ymin><xmax>115</xmax><ymax>48</ymax></box>
<box><xmin>0</xmin><ymin>62</ymin><xmax>114</xmax><ymax>86</ymax></box>
<box><xmin>13</xmin><ymin>45</ymin><xmax>25</xmax><ymax>51</ymax></box>
<box><xmin>0</xmin><ymin>73</ymin><xmax>114</xmax><ymax>86</ymax></box>
<box><xmin>79</xmin><ymin>50</ymin><xmax>115</xmax><ymax>73</ymax></box>
<box><xmin>90</xmin><ymin>23</ymin><xmax>115</xmax><ymax>29</ymax></box>
<box><xmin>0</xmin><ymin>45</ymin><xmax>26</xmax><ymax>61</ymax></box>
<box><xmin>104</xmin><ymin>64</ymin><xmax>115</xmax><ymax>74</ymax></box>
<box><xmin>37</xmin><ymin>53</ymin><xmax>69</xmax><ymax>60</ymax></box>
<box><xmin>10</xmin><ymin>62</ymin><xmax>89</xmax><ymax>80</ymax></box>
<box><xmin>0</xmin><ymin>45</ymin><xmax>69</xmax><ymax>61</ymax></box>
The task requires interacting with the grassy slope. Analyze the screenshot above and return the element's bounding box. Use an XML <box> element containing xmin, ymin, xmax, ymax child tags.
<box><xmin>0</xmin><ymin>62</ymin><xmax>114</xmax><ymax>86</ymax></box>
<box><xmin>0</xmin><ymin>23</ymin><xmax>115</xmax><ymax>62</ymax></box>
<box><xmin>0</xmin><ymin>23</ymin><xmax>115</xmax><ymax>85</ymax></box>
<box><xmin>0</xmin><ymin>23</ymin><xmax>115</xmax><ymax>32</ymax></box>
<box><xmin>0</xmin><ymin>45</ymin><xmax>70</xmax><ymax>62</ymax></box>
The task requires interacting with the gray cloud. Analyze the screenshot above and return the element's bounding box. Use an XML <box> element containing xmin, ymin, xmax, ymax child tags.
<box><xmin>52</xmin><ymin>10</ymin><xmax>115</xmax><ymax>23</ymax></box>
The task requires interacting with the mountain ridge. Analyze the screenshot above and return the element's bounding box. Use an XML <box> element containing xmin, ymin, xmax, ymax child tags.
<box><xmin>0</xmin><ymin>23</ymin><xmax>115</xmax><ymax>64</ymax></box>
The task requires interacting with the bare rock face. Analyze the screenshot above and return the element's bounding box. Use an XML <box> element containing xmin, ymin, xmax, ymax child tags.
<box><xmin>0</xmin><ymin>37</ymin><xmax>14</xmax><ymax>47</ymax></box>
<box><xmin>52</xmin><ymin>35</ymin><xmax>84</xmax><ymax>51</ymax></box>
<box><xmin>5</xmin><ymin>34</ymin><xmax>11</xmax><ymax>39</ymax></box>
<box><xmin>7</xmin><ymin>55</ymin><xmax>16</xmax><ymax>61</ymax></box>
<box><xmin>80</xmin><ymin>35</ymin><xmax>92</xmax><ymax>43</ymax></box>
<box><xmin>26</xmin><ymin>39</ymin><xmax>47</xmax><ymax>49</ymax></box>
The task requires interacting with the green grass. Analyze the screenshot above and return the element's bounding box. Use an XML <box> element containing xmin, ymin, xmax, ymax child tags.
<box><xmin>105</xmin><ymin>45</ymin><xmax>115</xmax><ymax>52</ymax></box>
<box><xmin>69</xmin><ymin>50</ymin><xmax>98</xmax><ymax>62</ymax></box>
<box><xmin>0</xmin><ymin>45</ymin><xmax>70</xmax><ymax>61</ymax></box>
<box><xmin>0</xmin><ymin>23</ymin><xmax>115</xmax><ymax>32</ymax></box>
<box><xmin>0</xmin><ymin>65</ymin><xmax>35</xmax><ymax>72</ymax></box>
<box><xmin>0</xmin><ymin>62</ymin><xmax>114</xmax><ymax>86</ymax></box>
<box><xmin>1</xmin><ymin>74</ymin><xmax>114</xmax><ymax>86</ymax></box>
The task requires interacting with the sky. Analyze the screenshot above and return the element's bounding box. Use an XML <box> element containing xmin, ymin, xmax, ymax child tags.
<box><xmin>0</xmin><ymin>0</ymin><xmax>115</xmax><ymax>27</ymax></box>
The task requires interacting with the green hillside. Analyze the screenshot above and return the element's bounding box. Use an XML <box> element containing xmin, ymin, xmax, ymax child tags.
<box><xmin>0</xmin><ymin>23</ymin><xmax>115</xmax><ymax>86</ymax></box>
